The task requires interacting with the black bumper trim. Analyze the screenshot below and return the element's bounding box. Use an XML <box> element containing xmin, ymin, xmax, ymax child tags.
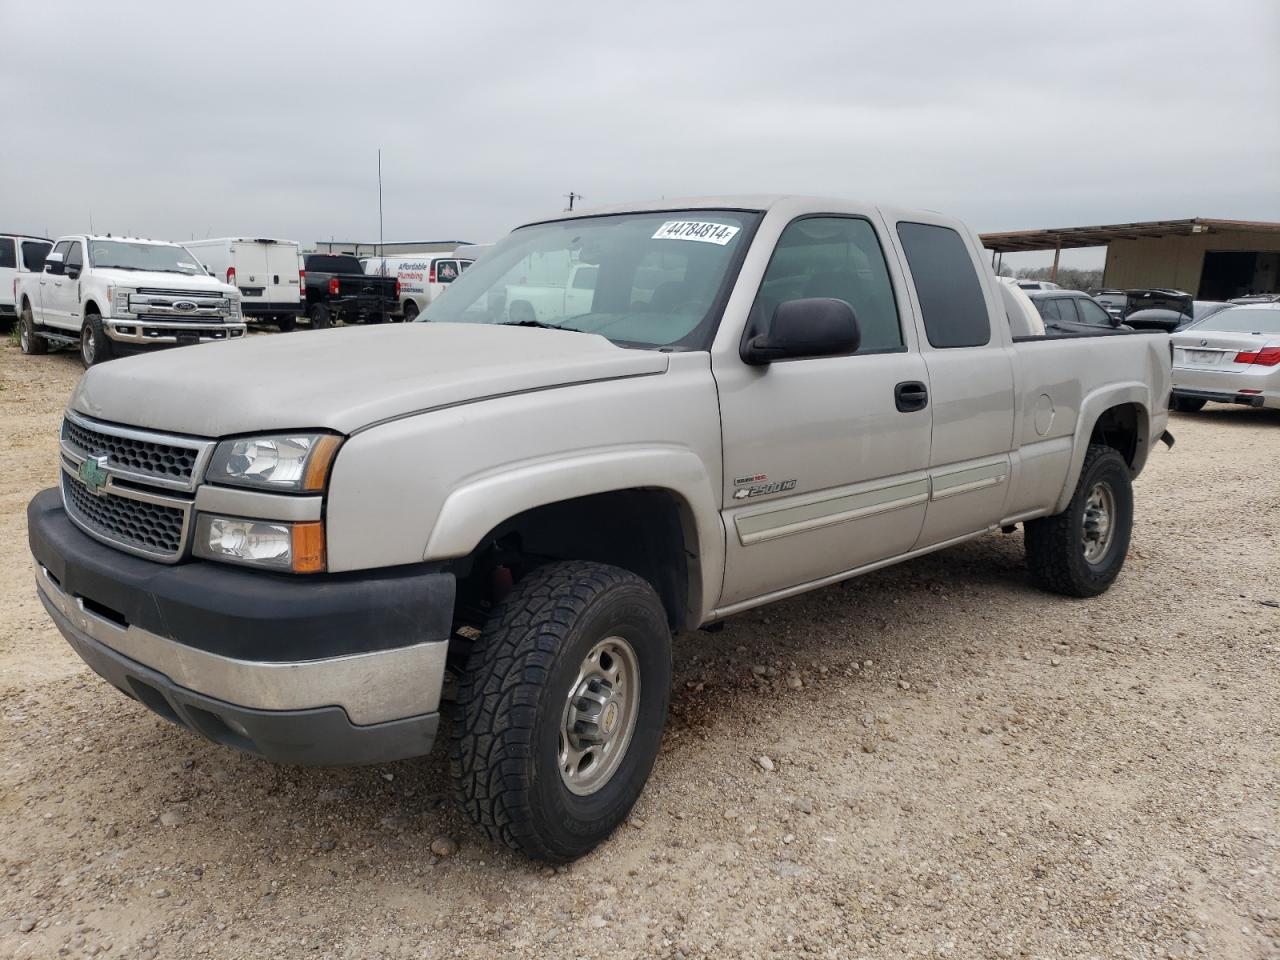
<box><xmin>1172</xmin><ymin>388</ymin><xmax>1265</xmax><ymax>408</ymax></box>
<box><xmin>242</xmin><ymin>301</ymin><xmax>304</xmax><ymax>316</ymax></box>
<box><xmin>53</xmin><ymin>599</ymin><xmax>438</xmax><ymax>766</ymax></box>
<box><xmin>28</xmin><ymin>488</ymin><xmax>455</xmax><ymax>662</ymax></box>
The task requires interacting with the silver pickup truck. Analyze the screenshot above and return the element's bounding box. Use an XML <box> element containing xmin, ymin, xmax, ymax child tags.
<box><xmin>28</xmin><ymin>196</ymin><xmax>1172</xmax><ymax>861</ymax></box>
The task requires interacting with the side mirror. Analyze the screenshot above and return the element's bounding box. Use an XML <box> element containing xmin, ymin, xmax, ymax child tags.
<box><xmin>45</xmin><ymin>252</ymin><xmax>65</xmax><ymax>276</ymax></box>
<box><xmin>743</xmin><ymin>297</ymin><xmax>861</xmax><ymax>365</ymax></box>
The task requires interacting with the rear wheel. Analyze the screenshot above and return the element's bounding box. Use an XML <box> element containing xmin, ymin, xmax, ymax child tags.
<box><xmin>450</xmin><ymin>561</ymin><xmax>672</xmax><ymax>862</ymax></box>
<box><xmin>276</xmin><ymin>314</ymin><xmax>297</xmax><ymax>333</ymax></box>
<box><xmin>80</xmin><ymin>313</ymin><xmax>114</xmax><ymax>367</ymax></box>
<box><xmin>1025</xmin><ymin>443</ymin><xmax>1133</xmax><ymax>597</ymax></box>
<box><xmin>308</xmin><ymin>304</ymin><xmax>331</xmax><ymax>329</ymax></box>
<box><xmin>402</xmin><ymin>301</ymin><xmax>419</xmax><ymax>322</ymax></box>
<box><xmin>20</xmin><ymin>303</ymin><xmax>46</xmax><ymax>355</ymax></box>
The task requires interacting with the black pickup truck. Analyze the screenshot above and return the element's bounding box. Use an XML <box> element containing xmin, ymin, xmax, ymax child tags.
<box><xmin>302</xmin><ymin>254</ymin><xmax>398</xmax><ymax>328</ymax></box>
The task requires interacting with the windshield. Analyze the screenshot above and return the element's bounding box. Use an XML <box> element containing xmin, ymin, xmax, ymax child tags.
<box><xmin>419</xmin><ymin>209</ymin><xmax>759</xmax><ymax>348</ymax></box>
<box><xmin>1188</xmin><ymin>305</ymin><xmax>1280</xmax><ymax>334</ymax></box>
<box><xmin>89</xmin><ymin>240</ymin><xmax>205</xmax><ymax>275</ymax></box>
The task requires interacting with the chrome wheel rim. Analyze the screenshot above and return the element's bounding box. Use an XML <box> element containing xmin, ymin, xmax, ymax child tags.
<box><xmin>1082</xmin><ymin>481</ymin><xmax>1116</xmax><ymax>564</ymax></box>
<box><xmin>19</xmin><ymin>315</ymin><xmax>30</xmax><ymax>352</ymax></box>
<box><xmin>558</xmin><ymin>636</ymin><xmax>640</xmax><ymax>796</ymax></box>
<box><xmin>81</xmin><ymin>327</ymin><xmax>95</xmax><ymax>365</ymax></box>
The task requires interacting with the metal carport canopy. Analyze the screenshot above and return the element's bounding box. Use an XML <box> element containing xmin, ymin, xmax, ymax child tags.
<box><xmin>979</xmin><ymin>217</ymin><xmax>1280</xmax><ymax>253</ymax></box>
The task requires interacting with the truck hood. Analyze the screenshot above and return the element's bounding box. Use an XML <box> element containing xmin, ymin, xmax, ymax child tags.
<box><xmin>69</xmin><ymin>323</ymin><xmax>669</xmax><ymax>436</ymax></box>
<box><xmin>96</xmin><ymin>268</ymin><xmax>236</xmax><ymax>296</ymax></box>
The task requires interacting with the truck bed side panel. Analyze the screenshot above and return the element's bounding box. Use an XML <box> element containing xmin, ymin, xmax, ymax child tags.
<box><xmin>1004</xmin><ymin>334</ymin><xmax>1170</xmax><ymax>521</ymax></box>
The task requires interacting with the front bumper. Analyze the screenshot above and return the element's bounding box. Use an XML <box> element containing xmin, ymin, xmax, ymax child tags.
<box><xmin>28</xmin><ymin>489</ymin><xmax>455</xmax><ymax>766</ymax></box>
<box><xmin>242</xmin><ymin>300</ymin><xmax>303</xmax><ymax>317</ymax></box>
<box><xmin>105</xmin><ymin>318</ymin><xmax>248</xmax><ymax>346</ymax></box>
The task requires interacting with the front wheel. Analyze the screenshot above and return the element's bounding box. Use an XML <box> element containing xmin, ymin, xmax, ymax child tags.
<box><xmin>80</xmin><ymin>313</ymin><xmax>114</xmax><ymax>367</ymax></box>
<box><xmin>20</xmin><ymin>304</ymin><xmax>47</xmax><ymax>355</ymax></box>
<box><xmin>450</xmin><ymin>561</ymin><xmax>672</xmax><ymax>862</ymax></box>
<box><xmin>276</xmin><ymin>314</ymin><xmax>297</xmax><ymax>333</ymax></box>
<box><xmin>1025</xmin><ymin>443</ymin><xmax>1133</xmax><ymax>597</ymax></box>
<box><xmin>1170</xmin><ymin>396</ymin><xmax>1205</xmax><ymax>413</ymax></box>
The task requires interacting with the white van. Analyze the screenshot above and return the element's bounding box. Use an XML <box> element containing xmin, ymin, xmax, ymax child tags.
<box><xmin>1</xmin><ymin>234</ymin><xmax>54</xmax><ymax>327</ymax></box>
<box><xmin>185</xmin><ymin>238</ymin><xmax>303</xmax><ymax>331</ymax></box>
<box><xmin>364</xmin><ymin>253</ymin><xmax>474</xmax><ymax>320</ymax></box>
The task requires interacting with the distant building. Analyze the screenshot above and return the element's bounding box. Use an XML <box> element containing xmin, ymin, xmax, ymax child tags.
<box><xmin>981</xmin><ymin>218</ymin><xmax>1280</xmax><ymax>299</ymax></box>
<box><xmin>308</xmin><ymin>239</ymin><xmax>472</xmax><ymax>258</ymax></box>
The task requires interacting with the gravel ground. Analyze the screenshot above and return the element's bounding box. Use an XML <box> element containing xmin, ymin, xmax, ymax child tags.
<box><xmin>1</xmin><ymin>336</ymin><xmax>1278</xmax><ymax>960</ymax></box>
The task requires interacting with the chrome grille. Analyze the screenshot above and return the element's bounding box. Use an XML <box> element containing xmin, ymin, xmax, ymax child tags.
<box><xmin>58</xmin><ymin>413</ymin><xmax>210</xmax><ymax>562</ymax></box>
<box><xmin>130</xmin><ymin>288</ymin><xmax>231</xmax><ymax>321</ymax></box>
<box><xmin>62</xmin><ymin>472</ymin><xmax>187</xmax><ymax>559</ymax></box>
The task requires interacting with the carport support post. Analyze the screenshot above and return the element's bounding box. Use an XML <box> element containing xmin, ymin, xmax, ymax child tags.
<box><xmin>1050</xmin><ymin>241</ymin><xmax>1061</xmax><ymax>282</ymax></box>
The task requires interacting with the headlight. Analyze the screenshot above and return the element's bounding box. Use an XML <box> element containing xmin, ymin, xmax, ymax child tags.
<box><xmin>225</xmin><ymin>297</ymin><xmax>242</xmax><ymax>320</ymax></box>
<box><xmin>111</xmin><ymin>288</ymin><xmax>133</xmax><ymax>316</ymax></box>
<box><xmin>206</xmin><ymin>434</ymin><xmax>342</xmax><ymax>493</ymax></box>
<box><xmin>193</xmin><ymin>515</ymin><xmax>325</xmax><ymax>573</ymax></box>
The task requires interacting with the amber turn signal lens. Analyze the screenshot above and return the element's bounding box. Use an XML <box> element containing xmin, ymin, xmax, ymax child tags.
<box><xmin>302</xmin><ymin>435</ymin><xmax>343</xmax><ymax>492</ymax></box>
<box><xmin>290</xmin><ymin>521</ymin><xmax>326</xmax><ymax>573</ymax></box>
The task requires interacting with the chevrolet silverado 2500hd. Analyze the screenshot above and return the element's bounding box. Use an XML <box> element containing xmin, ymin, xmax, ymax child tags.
<box><xmin>16</xmin><ymin>235</ymin><xmax>244</xmax><ymax>366</ymax></box>
<box><xmin>28</xmin><ymin>197</ymin><xmax>1172</xmax><ymax>861</ymax></box>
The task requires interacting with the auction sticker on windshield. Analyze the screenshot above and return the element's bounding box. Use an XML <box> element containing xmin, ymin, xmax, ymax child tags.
<box><xmin>652</xmin><ymin>221</ymin><xmax>741</xmax><ymax>245</ymax></box>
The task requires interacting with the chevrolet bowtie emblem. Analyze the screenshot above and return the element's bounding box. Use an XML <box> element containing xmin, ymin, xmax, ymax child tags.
<box><xmin>77</xmin><ymin>456</ymin><xmax>109</xmax><ymax>494</ymax></box>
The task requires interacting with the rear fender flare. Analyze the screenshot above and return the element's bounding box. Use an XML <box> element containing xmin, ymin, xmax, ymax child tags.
<box><xmin>1053</xmin><ymin>383</ymin><xmax>1151</xmax><ymax>513</ymax></box>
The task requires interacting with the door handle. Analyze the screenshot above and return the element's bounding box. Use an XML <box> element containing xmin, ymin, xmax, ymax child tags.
<box><xmin>895</xmin><ymin>381</ymin><xmax>928</xmax><ymax>413</ymax></box>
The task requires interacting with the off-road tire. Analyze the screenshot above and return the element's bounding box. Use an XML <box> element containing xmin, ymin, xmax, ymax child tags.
<box><xmin>308</xmin><ymin>304</ymin><xmax>331</xmax><ymax>329</ymax></box>
<box><xmin>80</xmin><ymin>313</ymin><xmax>114</xmax><ymax>367</ymax></box>
<box><xmin>20</xmin><ymin>303</ymin><xmax>46</xmax><ymax>355</ymax></box>
<box><xmin>1025</xmin><ymin>443</ymin><xmax>1133</xmax><ymax>598</ymax></box>
<box><xmin>450</xmin><ymin>561</ymin><xmax>672</xmax><ymax>862</ymax></box>
<box><xmin>276</xmin><ymin>314</ymin><xmax>297</xmax><ymax>333</ymax></box>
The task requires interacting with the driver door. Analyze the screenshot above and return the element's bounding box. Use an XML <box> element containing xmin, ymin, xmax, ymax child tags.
<box><xmin>42</xmin><ymin>240</ymin><xmax>78</xmax><ymax>329</ymax></box>
<box><xmin>714</xmin><ymin>214</ymin><xmax>933</xmax><ymax>608</ymax></box>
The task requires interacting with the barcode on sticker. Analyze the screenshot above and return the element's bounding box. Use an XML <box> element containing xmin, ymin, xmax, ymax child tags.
<box><xmin>652</xmin><ymin>221</ymin><xmax>741</xmax><ymax>245</ymax></box>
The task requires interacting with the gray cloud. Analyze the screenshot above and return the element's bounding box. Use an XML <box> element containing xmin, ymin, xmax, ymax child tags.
<box><xmin>3</xmin><ymin>0</ymin><xmax>1276</xmax><ymax>270</ymax></box>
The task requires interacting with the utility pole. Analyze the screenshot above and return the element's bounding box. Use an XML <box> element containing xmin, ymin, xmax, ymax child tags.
<box><xmin>565</xmin><ymin>191</ymin><xmax>581</xmax><ymax>212</ymax></box>
<box><xmin>378</xmin><ymin>149</ymin><xmax>384</xmax><ymax>258</ymax></box>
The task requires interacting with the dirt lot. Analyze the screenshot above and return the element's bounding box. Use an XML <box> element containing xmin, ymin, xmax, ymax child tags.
<box><xmin>1</xmin><ymin>336</ymin><xmax>1277</xmax><ymax>960</ymax></box>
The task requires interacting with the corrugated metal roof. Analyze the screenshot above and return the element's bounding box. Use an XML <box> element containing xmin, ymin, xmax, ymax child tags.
<box><xmin>980</xmin><ymin>218</ymin><xmax>1280</xmax><ymax>253</ymax></box>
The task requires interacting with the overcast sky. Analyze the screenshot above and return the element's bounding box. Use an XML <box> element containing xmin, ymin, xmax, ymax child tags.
<box><xmin>4</xmin><ymin>1</ymin><xmax>1277</xmax><ymax>269</ymax></box>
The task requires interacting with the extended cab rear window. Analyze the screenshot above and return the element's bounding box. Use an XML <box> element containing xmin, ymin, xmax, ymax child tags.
<box><xmin>896</xmin><ymin>222</ymin><xmax>990</xmax><ymax>348</ymax></box>
<box><xmin>0</xmin><ymin>238</ymin><xmax>14</xmax><ymax>269</ymax></box>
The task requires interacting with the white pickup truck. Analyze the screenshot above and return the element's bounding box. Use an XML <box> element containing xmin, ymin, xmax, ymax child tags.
<box><xmin>15</xmin><ymin>235</ymin><xmax>244</xmax><ymax>366</ymax></box>
<box><xmin>28</xmin><ymin>196</ymin><xmax>1172</xmax><ymax>862</ymax></box>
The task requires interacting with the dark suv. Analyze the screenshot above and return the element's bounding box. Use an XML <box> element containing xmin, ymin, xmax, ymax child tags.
<box><xmin>1026</xmin><ymin>290</ymin><xmax>1129</xmax><ymax>336</ymax></box>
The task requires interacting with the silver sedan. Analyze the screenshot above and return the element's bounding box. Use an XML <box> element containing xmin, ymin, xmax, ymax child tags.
<box><xmin>1170</xmin><ymin>304</ymin><xmax>1280</xmax><ymax>411</ymax></box>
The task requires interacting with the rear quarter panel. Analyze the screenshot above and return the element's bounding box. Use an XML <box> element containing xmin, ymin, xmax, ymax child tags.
<box><xmin>1005</xmin><ymin>333</ymin><xmax>1170</xmax><ymax>520</ymax></box>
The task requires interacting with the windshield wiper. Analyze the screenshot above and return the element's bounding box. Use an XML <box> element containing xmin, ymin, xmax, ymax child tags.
<box><xmin>498</xmin><ymin>319</ymin><xmax>573</xmax><ymax>332</ymax></box>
